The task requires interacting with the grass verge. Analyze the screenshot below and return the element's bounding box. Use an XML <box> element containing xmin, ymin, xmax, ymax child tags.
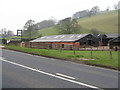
<box><xmin>4</xmin><ymin>45</ymin><xmax>119</xmax><ymax>70</ymax></box>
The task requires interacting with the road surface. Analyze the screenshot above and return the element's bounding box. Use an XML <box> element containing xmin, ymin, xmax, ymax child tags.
<box><xmin>1</xmin><ymin>49</ymin><xmax>119</xmax><ymax>89</ymax></box>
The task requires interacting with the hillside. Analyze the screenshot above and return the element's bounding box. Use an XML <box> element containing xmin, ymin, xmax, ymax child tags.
<box><xmin>38</xmin><ymin>10</ymin><xmax>118</xmax><ymax>36</ymax></box>
<box><xmin>38</xmin><ymin>27</ymin><xmax>58</xmax><ymax>36</ymax></box>
<box><xmin>78</xmin><ymin>10</ymin><xmax>118</xmax><ymax>33</ymax></box>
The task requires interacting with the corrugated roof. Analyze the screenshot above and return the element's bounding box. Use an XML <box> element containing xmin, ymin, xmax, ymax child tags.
<box><xmin>109</xmin><ymin>36</ymin><xmax>120</xmax><ymax>42</ymax></box>
<box><xmin>30</xmin><ymin>33</ymin><xmax>90</xmax><ymax>42</ymax></box>
<box><xmin>106</xmin><ymin>33</ymin><xmax>120</xmax><ymax>38</ymax></box>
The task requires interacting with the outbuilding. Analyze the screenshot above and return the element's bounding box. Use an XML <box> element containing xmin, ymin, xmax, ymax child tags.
<box><xmin>96</xmin><ymin>33</ymin><xmax>120</xmax><ymax>46</ymax></box>
<box><xmin>109</xmin><ymin>36</ymin><xmax>120</xmax><ymax>51</ymax></box>
<box><xmin>30</xmin><ymin>34</ymin><xmax>101</xmax><ymax>50</ymax></box>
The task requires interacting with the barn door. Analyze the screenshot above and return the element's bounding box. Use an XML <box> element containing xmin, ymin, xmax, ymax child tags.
<box><xmin>88</xmin><ymin>40</ymin><xmax>92</xmax><ymax>45</ymax></box>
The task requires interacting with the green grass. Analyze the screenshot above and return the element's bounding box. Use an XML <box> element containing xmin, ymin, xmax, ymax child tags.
<box><xmin>38</xmin><ymin>25</ymin><xmax>95</xmax><ymax>36</ymax></box>
<box><xmin>38</xmin><ymin>26</ymin><xmax>59</xmax><ymax>36</ymax></box>
<box><xmin>78</xmin><ymin>10</ymin><xmax>118</xmax><ymax>33</ymax></box>
<box><xmin>5</xmin><ymin>45</ymin><xmax>119</xmax><ymax>70</ymax></box>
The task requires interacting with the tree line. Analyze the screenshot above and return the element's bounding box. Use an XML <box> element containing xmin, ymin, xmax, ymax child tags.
<box><xmin>22</xmin><ymin>18</ymin><xmax>56</xmax><ymax>40</ymax></box>
<box><xmin>0</xmin><ymin>28</ymin><xmax>14</xmax><ymax>38</ymax></box>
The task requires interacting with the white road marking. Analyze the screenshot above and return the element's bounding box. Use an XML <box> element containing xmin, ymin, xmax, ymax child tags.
<box><xmin>1</xmin><ymin>58</ymin><xmax>99</xmax><ymax>89</ymax></box>
<box><xmin>56</xmin><ymin>73</ymin><xmax>76</xmax><ymax>80</ymax></box>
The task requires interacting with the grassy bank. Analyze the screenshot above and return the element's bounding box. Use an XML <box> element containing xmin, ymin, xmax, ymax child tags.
<box><xmin>78</xmin><ymin>10</ymin><xmax>118</xmax><ymax>33</ymax></box>
<box><xmin>4</xmin><ymin>45</ymin><xmax>119</xmax><ymax>70</ymax></box>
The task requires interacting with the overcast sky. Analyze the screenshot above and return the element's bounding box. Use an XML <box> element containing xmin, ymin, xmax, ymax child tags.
<box><xmin>0</xmin><ymin>0</ymin><xmax>119</xmax><ymax>34</ymax></box>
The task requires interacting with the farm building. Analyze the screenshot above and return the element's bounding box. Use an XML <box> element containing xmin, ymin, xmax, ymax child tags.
<box><xmin>97</xmin><ymin>34</ymin><xmax>107</xmax><ymax>46</ymax></box>
<box><xmin>30</xmin><ymin>34</ymin><xmax>101</xmax><ymax>50</ymax></box>
<box><xmin>109</xmin><ymin>36</ymin><xmax>120</xmax><ymax>51</ymax></box>
<box><xmin>97</xmin><ymin>33</ymin><xmax>120</xmax><ymax>46</ymax></box>
<box><xmin>106</xmin><ymin>33</ymin><xmax>120</xmax><ymax>40</ymax></box>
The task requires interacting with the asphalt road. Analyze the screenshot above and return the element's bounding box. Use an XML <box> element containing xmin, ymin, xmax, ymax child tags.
<box><xmin>1</xmin><ymin>49</ymin><xmax>119</xmax><ymax>89</ymax></box>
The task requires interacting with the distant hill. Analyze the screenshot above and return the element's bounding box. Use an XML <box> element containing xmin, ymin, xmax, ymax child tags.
<box><xmin>37</xmin><ymin>10</ymin><xmax>118</xmax><ymax>37</ymax></box>
<box><xmin>78</xmin><ymin>10</ymin><xmax>118</xmax><ymax>34</ymax></box>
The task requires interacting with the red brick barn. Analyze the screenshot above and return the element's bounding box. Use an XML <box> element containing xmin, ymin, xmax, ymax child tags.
<box><xmin>30</xmin><ymin>34</ymin><xmax>101</xmax><ymax>50</ymax></box>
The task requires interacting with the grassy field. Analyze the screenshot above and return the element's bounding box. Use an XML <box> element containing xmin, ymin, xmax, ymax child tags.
<box><xmin>78</xmin><ymin>10</ymin><xmax>118</xmax><ymax>33</ymax></box>
<box><xmin>5</xmin><ymin>45</ymin><xmax>119</xmax><ymax>70</ymax></box>
<box><xmin>38</xmin><ymin>10</ymin><xmax>118</xmax><ymax>36</ymax></box>
<box><xmin>0</xmin><ymin>36</ymin><xmax>22</xmax><ymax>41</ymax></box>
<box><xmin>38</xmin><ymin>26</ymin><xmax>59</xmax><ymax>36</ymax></box>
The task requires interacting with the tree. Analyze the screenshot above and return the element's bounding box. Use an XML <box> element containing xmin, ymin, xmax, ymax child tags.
<box><xmin>7</xmin><ymin>30</ymin><xmax>14</xmax><ymax>37</ymax></box>
<box><xmin>23</xmin><ymin>19</ymin><xmax>35</xmax><ymax>40</ymax></box>
<box><xmin>106</xmin><ymin>6</ymin><xmax>110</xmax><ymax>11</ymax></box>
<box><xmin>113</xmin><ymin>4</ymin><xmax>118</xmax><ymax>10</ymax></box>
<box><xmin>35</xmin><ymin>19</ymin><xmax>56</xmax><ymax>30</ymax></box>
<box><xmin>90</xmin><ymin>6</ymin><xmax>100</xmax><ymax>15</ymax></box>
<box><xmin>23</xmin><ymin>19</ymin><xmax>36</xmax><ymax>47</ymax></box>
<box><xmin>0</xmin><ymin>28</ymin><xmax>14</xmax><ymax>38</ymax></box>
<box><xmin>23</xmin><ymin>20</ymin><xmax>35</xmax><ymax>30</ymax></box>
<box><xmin>72</xmin><ymin>10</ymin><xmax>89</xmax><ymax>19</ymax></box>
<box><xmin>56</xmin><ymin>17</ymin><xmax>81</xmax><ymax>34</ymax></box>
<box><xmin>0</xmin><ymin>28</ymin><xmax>8</xmax><ymax>38</ymax></box>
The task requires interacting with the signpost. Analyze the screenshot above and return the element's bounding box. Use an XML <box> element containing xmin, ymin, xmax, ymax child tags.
<box><xmin>17</xmin><ymin>30</ymin><xmax>22</xmax><ymax>41</ymax></box>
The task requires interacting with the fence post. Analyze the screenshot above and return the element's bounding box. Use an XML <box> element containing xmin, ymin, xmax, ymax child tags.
<box><xmin>47</xmin><ymin>44</ymin><xmax>49</xmax><ymax>51</ymax></box>
<box><xmin>103</xmin><ymin>46</ymin><xmax>104</xmax><ymax>51</ymax></box>
<box><xmin>59</xmin><ymin>44</ymin><xmax>62</xmax><ymax>52</ymax></box>
<box><xmin>73</xmin><ymin>42</ymin><xmax>75</xmax><ymax>55</ymax></box>
<box><xmin>109</xmin><ymin>49</ymin><xmax>112</xmax><ymax>59</ymax></box>
<box><xmin>90</xmin><ymin>46</ymin><xmax>93</xmax><ymax>58</ymax></box>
